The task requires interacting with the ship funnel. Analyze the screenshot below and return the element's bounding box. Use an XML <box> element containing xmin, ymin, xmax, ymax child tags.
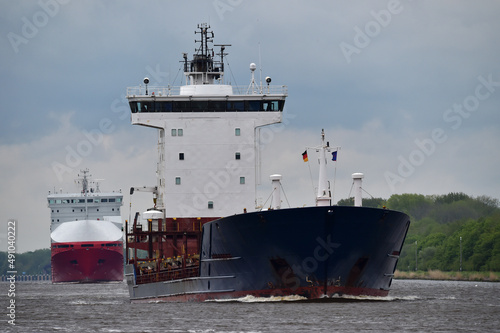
<box><xmin>270</xmin><ymin>174</ymin><xmax>282</xmax><ymax>210</ymax></box>
<box><xmin>352</xmin><ymin>173</ymin><xmax>364</xmax><ymax>207</ymax></box>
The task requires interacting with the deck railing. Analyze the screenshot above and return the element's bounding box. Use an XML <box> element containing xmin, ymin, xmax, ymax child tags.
<box><xmin>135</xmin><ymin>265</ymin><xmax>199</xmax><ymax>284</ymax></box>
<box><xmin>127</xmin><ymin>85</ymin><xmax>288</xmax><ymax>97</ymax></box>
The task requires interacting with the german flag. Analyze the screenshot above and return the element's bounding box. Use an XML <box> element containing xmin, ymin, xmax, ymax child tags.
<box><xmin>302</xmin><ymin>150</ymin><xmax>308</xmax><ymax>162</ymax></box>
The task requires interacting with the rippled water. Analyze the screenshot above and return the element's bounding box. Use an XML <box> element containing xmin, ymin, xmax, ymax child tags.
<box><xmin>1</xmin><ymin>279</ymin><xmax>499</xmax><ymax>332</ymax></box>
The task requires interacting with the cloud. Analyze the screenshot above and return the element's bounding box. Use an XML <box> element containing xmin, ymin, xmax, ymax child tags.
<box><xmin>0</xmin><ymin>111</ymin><xmax>157</xmax><ymax>252</ymax></box>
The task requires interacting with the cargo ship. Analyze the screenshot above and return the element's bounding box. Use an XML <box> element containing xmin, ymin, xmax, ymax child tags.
<box><xmin>124</xmin><ymin>24</ymin><xmax>410</xmax><ymax>302</ymax></box>
<box><xmin>48</xmin><ymin>169</ymin><xmax>124</xmax><ymax>283</ymax></box>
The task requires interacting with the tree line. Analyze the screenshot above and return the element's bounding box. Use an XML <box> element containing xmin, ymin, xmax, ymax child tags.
<box><xmin>338</xmin><ymin>192</ymin><xmax>500</xmax><ymax>271</ymax></box>
<box><xmin>0</xmin><ymin>248</ymin><xmax>51</xmax><ymax>276</ymax></box>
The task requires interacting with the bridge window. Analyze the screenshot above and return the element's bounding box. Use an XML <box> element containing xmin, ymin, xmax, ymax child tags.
<box><xmin>161</xmin><ymin>102</ymin><xmax>173</xmax><ymax>112</ymax></box>
<box><xmin>263</xmin><ymin>101</ymin><xmax>279</xmax><ymax>111</ymax></box>
<box><xmin>227</xmin><ymin>101</ymin><xmax>245</xmax><ymax>111</ymax></box>
<box><xmin>245</xmin><ymin>101</ymin><xmax>261</xmax><ymax>111</ymax></box>
<box><xmin>208</xmin><ymin>100</ymin><xmax>226</xmax><ymax>111</ymax></box>
<box><xmin>192</xmin><ymin>101</ymin><xmax>208</xmax><ymax>112</ymax></box>
<box><xmin>175</xmin><ymin>101</ymin><xmax>190</xmax><ymax>112</ymax></box>
<box><xmin>129</xmin><ymin>99</ymin><xmax>284</xmax><ymax>113</ymax></box>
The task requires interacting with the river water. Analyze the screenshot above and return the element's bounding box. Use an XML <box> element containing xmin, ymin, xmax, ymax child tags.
<box><xmin>1</xmin><ymin>279</ymin><xmax>499</xmax><ymax>332</ymax></box>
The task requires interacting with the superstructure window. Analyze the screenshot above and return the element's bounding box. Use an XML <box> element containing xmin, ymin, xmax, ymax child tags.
<box><xmin>208</xmin><ymin>201</ymin><xmax>214</xmax><ymax>209</ymax></box>
<box><xmin>263</xmin><ymin>101</ymin><xmax>278</xmax><ymax>111</ymax></box>
<box><xmin>208</xmin><ymin>100</ymin><xmax>226</xmax><ymax>111</ymax></box>
<box><xmin>109</xmin><ymin>198</ymin><xmax>116</xmax><ymax>202</ymax></box>
<box><xmin>101</xmin><ymin>198</ymin><xmax>108</xmax><ymax>202</ymax></box>
<box><xmin>179</xmin><ymin>153</ymin><xmax>184</xmax><ymax>160</ymax></box>
<box><xmin>240</xmin><ymin>177</ymin><xmax>245</xmax><ymax>184</ymax></box>
<box><xmin>171</xmin><ymin>128</ymin><xmax>183</xmax><ymax>136</ymax></box>
<box><xmin>245</xmin><ymin>101</ymin><xmax>261</xmax><ymax>111</ymax></box>
<box><xmin>175</xmin><ymin>177</ymin><xmax>181</xmax><ymax>185</ymax></box>
<box><xmin>235</xmin><ymin>152</ymin><xmax>241</xmax><ymax>160</ymax></box>
<box><xmin>192</xmin><ymin>101</ymin><xmax>208</xmax><ymax>112</ymax></box>
<box><xmin>129</xmin><ymin>99</ymin><xmax>285</xmax><ymax>113</ymax></box>
<box><xmin>235</xmin><ymin>128</ymin><xmax>241</xmax><ymax>136</ymax></box>
<box><xmin>227</xmin><ymin>101</ymin><xmax>245</xmax><ymax>111</ymax></box>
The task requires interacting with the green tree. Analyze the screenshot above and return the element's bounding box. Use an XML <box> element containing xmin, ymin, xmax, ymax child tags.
<box><xmin>386</xmin><ymin>193</ymin><xmax>433</xmax><ymax>220</ymax></box>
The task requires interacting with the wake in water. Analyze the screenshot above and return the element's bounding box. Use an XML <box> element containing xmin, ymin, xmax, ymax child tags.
<box><xmin>205</xmin><ymin>294</ymin><xmax>421</xmax><ymax>303</ymax></box>
<box><xmin>207</xmin><ymin>295</ymin><xmax>308</xmax><ymax>303</ymax></box>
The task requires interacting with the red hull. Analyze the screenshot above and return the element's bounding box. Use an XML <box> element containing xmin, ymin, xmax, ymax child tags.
<box><xmin>51</xmin><ymin>241</ymin><xmax>123</xmax><ymax>283</ymax></box>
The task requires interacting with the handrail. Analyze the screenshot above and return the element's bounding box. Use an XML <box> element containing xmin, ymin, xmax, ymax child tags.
<box><xmin>127</xmin><ymin>85</ymin><xmax>288</xmax><ymax>97</ymax></box>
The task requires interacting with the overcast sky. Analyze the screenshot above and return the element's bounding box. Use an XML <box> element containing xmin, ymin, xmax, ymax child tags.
<box><xmin>1</xmin><ymin>0</ymin><xmax>499</xmax><ymax>253</ymax></box>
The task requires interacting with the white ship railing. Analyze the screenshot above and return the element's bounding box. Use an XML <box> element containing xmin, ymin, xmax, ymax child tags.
<box><xmin>127</xmin><ymin>85</ymin><xmax>288</xmax><ymax>97</ymax></box>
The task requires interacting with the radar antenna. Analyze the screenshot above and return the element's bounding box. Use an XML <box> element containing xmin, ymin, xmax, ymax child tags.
<box><xmin>183</xmin><ymin>23</ymin><xmax>230</xmax><ymax>85</ymax></box>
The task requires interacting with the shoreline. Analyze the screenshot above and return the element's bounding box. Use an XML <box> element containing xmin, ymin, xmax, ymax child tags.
<box><xmin>394</xmin><ymin>270</ymin><xmax>500</xmax><ymax>282</ymax></box>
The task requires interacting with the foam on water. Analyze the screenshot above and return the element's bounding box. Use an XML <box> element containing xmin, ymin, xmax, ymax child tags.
<box><xmin>207</xmin><ymin>294</ymin><xmax>308</xmax><ymax>303</ymax></box>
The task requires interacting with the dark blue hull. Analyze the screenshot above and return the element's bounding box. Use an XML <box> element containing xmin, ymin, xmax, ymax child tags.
<box><xmin>126</xmin><ymin>206</ymin><xmax>409</xmax><ymax>302</ymax></box>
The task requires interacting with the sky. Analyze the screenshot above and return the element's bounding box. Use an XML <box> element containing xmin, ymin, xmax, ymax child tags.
<box><xmin>1</xmin><ymin>0</ymin><xmax>499</xmax><ymax>253</ymax></box>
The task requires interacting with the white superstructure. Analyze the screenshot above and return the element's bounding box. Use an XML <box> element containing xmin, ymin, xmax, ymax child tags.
<box><xmin>47</xmin><ymin>169</ymin><xmax>123</xmax><ymax>232</ymax></box>
<box><xmin>127</xmin><ymin>24</ymin><xmax>287</xmax><ymax>219</ymax></box>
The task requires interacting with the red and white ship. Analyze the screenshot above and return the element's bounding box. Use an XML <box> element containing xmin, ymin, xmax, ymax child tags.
<box><xmin>48</xmin><ymin>169</ymin><xmax>124</xmax><ymax>283</ymax></box>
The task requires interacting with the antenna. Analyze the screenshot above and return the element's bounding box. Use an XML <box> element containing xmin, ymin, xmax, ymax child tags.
<box><xmin>258</xmin><ymin>42</ymin><xmax>263</xmax><ymax>93</ymax></box>
<box><xmin>214</xmin><ymin>43</ymin><xmax>231</xmax><ymax>81</ymax></box>
<box><xmin>247</xmin><ymin>63</ymin><xmax>258</xmax><ymax>94</ymax></box>
<box><xmin>143</xmin><ymin>77</ymin><xmax>149</xmax><ymax>95</ymax></box>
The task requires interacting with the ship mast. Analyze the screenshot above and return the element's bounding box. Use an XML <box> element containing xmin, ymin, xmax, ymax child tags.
<box><xmin>316</xmin><ymin>129</ymin><xmax>331</xmax><ymax>207</ymax></box>
<box><xmin>184</xmin><ymin>23</ymin><xmax>230</xmax><ymax>85</ymax></box>
<box><xmin>77</xmin><ymin>169</ymin><xmax>90</xmax><ymax>220</ymax></box>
